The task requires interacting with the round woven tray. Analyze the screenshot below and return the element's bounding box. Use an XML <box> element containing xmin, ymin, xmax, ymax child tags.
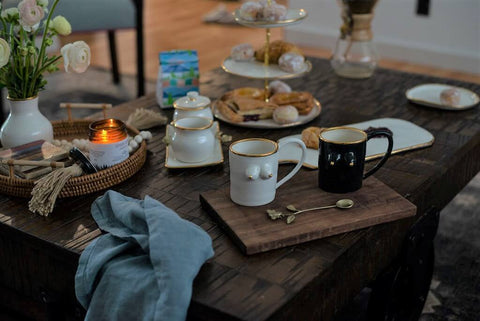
<box><xmin>0</xmin><ymin>120</ymin><xmax>147</xmax><ymax>198</ymax></box>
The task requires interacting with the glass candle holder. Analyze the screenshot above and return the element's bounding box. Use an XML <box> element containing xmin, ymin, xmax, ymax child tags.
<box><xmin>88</xmin><ymin>118</ymin><xmax>129</xmax><ymax>169</ymax></box>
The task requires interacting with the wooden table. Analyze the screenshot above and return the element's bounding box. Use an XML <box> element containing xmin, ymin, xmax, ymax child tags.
<box><xmin>0</xmin><ymin>58</ymin><xmax>479</xmax><ymax>321</ymax></box>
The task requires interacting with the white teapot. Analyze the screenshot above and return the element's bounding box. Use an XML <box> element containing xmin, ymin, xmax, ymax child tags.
<box><xmin>169</xmin><ymin>117</ymin><xmax>215</xmax><ymax>163</ymax></box>
<box><xmin>173</xmin><ymin>91</ymin><xmax>213</xmax><ymax>121</ymax></box>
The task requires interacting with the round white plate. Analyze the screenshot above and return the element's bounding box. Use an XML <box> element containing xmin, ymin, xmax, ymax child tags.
<box><xmin>212</xmin><ymin>99</ymin><xmax>321</xmax><ymax>129</ymax></box>
<box><xmin>222</xmin><ymin>57</ymin><xmax>312</xmax><ymax>80</ymax></box>
<box><xmin>233</xmin><ymin>8</ymin><xmax>308</xmax><ymax>28</ymax></box>
<box><xmin>406</xmin><ymin>83</ymin><xmax>479</xmax><ymax>110</ymax></box>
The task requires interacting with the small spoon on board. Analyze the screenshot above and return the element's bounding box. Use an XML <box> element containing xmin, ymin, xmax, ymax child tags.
<box><xmin>267</xmin><ymin>199</ymin><xmax>354</xmax><ymax>224</ymax></box>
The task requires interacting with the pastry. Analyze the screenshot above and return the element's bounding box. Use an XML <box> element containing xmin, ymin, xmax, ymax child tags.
<box><xmin>217</xmin><ymin>97</ymin><xmax>277</xmax><ymax>122</ymax></box>
<box><xmin>272</xmin><ymin>105</ymin><xmax>298</xmax><ymax>124</ymax></box>
<box><xmin>269</xmin><ymin>80</ymin><xmax>291</xmax><ymax>94</ymax></box>
<box><xmin>263</xmin><ymin>3</ymin><xmax>287</xmax><ymax>21</ymax></box>
<box><xmin>238</xmin><ymin>1</ymin><xmax>263</xmax><ymax>21</ymax></box>
<box><xmin>301</xmin><ymin>126</ymin><xmax>324</xmax><ymax>150</ymax></box>
<box><xmin>255</xmin><ymin>40</ymin><xmax>303</xmax><ymax>64</ymax></box>
<box><xmin>231</xmin><ymin>43</ymin><xmax>254</xmax><ymax>61</ymax></box>
<box><xmin>440</xmin><ymin>88</ymin><xmax>461</xmax><ymax>106</ymax></box>
<box><xmin>270</xmin><ymin>91</ymin><xmax>315</xmax><ymax>115</ymax></box>
<box><xmin>278</xmin><ymin>52</ymin><xmax>305</xmax><ymax>73</ymax></box>
<box><xmin>221</xmin><ymin>87</ymin><xmax>266</xmax><ymax>101</ymax></box>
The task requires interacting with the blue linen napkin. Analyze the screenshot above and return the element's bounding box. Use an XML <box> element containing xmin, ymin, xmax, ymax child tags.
<box><xmin>75</xmin><ymin>190</ymin><xmax>214</xmax><ymax>321</ymax></box>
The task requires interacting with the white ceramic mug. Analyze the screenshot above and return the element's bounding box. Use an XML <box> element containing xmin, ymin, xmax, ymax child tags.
<box><xmin>170</xmin><ymin>117</ymin><xmax>215</xmax><ymax>163</ymax></box>
<box><xmin>229</xmin><ymin>137</ymin><xmax>307</xmax><ymax>206</ymax></box>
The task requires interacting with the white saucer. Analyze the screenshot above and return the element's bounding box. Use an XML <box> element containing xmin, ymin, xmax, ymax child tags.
<box><xmin>406</xmin><ymin>83</ymin><xmax>479</xmax><ymax>110</ymax></box>
<box><xmin>278</xmin><ymin>118</ymin><xmax>435</xmax><ymax>169</ymax></box>
<box><xmin>222</xmin><ymin>57</ymin><xmax>312</xmax><ymax>80</ymax></box>
<box><xmin>165</xmin><ymin>121</ymin><xmax>224</xmax><ymax>168</ymax></box>
<box><xmin>233</xmin><ymin>8</ymin><xmax>308</xmax><ymax>28</ymax></box>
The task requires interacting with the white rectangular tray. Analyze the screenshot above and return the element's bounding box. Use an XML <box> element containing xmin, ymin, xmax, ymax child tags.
<box><xmin>278</xmin><ymin>118</ymin><xmax>434</xmax><ymax>169</ymax></box>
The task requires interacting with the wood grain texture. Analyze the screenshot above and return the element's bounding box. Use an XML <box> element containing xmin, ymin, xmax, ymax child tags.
<box><xmin>201</xmin><ymin>173</ymin><xmax>416</xmax><ymax>254</ymax></box>
<box><xmin>0</xmin><ymin>58</ymin><xmax>478</xmax><ymax>321</ymax></box>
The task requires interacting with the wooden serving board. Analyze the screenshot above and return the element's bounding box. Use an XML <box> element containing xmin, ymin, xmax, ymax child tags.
<box><xmin>200</xmin><ymin>170</ymin><xmax>416</xmax><ymax>255</ymax></box>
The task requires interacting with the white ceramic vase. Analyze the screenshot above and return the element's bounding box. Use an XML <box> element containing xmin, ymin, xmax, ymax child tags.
<box><xmin>0</xmin><ymin>96</ymin><xmax>53</xmax><ymax>148</ymax></box>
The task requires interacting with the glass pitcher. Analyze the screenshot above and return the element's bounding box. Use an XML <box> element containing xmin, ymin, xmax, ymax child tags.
<box><xmin>331</xmin><ymin>0</ymin><xmax>379</xmax><ymax>79</ymax></box>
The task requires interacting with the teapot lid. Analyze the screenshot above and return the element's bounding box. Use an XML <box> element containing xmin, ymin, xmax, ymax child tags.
<box><xmin>173</xmin><ymin>91</ymin><xmax>211</xmax><ymax>111</ymax></box>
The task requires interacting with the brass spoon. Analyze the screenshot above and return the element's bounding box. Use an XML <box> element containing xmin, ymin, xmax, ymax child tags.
<box><xmin>289</xmin><ymin>199</ymin><xmax>354</xmax><ymax>215</ymax></box>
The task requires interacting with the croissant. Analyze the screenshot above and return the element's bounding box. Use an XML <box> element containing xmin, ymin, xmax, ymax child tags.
<box><xmin>221</xmin><ymin>87</ymin><xmax>266</xmax><ymax>101</ymax></box>
<box><xmin>270</xmin><ymin>92</ymin><xmax>315</xmax><ymax>115</ymax></box>
<box><xmin>301</xmin><ymin>127</ymin><xmax>324</xmax><ymax>150</ymax></box>
<box><xmin>255</xmin><ymin>40</ymin><xmax>303</xmax><ymax>64</ymax></box>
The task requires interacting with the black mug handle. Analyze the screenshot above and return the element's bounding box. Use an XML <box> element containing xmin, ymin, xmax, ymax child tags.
<box><xmin>363</xmin><ymin>129</ymin><xmax>394</xmax><ymax>179</ymax></box>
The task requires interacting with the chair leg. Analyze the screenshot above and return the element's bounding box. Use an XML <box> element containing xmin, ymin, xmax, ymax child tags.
<box><xmin>108</xmin><ymin>30</ymin><xmax>120</xmax><ymax>84</ymax></box>
<box><xmin>134</xmin><ymin>0</ymin><xmax>145</xmax><ymax>97</ymax></box>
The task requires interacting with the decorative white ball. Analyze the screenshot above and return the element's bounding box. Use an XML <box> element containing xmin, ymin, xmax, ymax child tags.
<box><xmin>129</xmin><ymin>140</ymin><xmax>138</xmax><ymax>149</ymax></box>
<box><xmin>134</xmin><ymin>135</ymin><xmax>143</xmax><ymax>143</ymax></box>
<box><xmin>140</xmin><ymin>131</ymin><xmax>152</xmax><ymax>140</ymax></box>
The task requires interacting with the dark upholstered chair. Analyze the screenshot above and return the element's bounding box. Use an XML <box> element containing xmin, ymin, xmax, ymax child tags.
<box><xmin>52</xmin><ymin>0</ymin><xmax>145</xmax><ymax>97</ymax></box>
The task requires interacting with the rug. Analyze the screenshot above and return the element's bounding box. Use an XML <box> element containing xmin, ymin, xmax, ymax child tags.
<box><xmin>334</xmin><ymin>171</ymin><xmax>480</xmax><ymax>321</ymax></box>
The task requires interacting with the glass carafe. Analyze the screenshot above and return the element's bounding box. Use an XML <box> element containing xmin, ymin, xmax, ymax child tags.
<box><xmin>331</xmin><ymin>1</ymin><xmax>379</xmax><ymax>79</ymax></box>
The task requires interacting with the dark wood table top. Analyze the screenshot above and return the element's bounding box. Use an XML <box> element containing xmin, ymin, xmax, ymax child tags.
<box><xmin>0</xmin><ymin>58</ymin><xmax>479</xmax><ymax>321</ymax></box>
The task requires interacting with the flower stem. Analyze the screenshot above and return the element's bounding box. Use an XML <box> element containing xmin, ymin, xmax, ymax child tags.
<box><xmin>30</xmin><ymin>0</ymin><xmax>60</xmax><ymax>96</ymax></box>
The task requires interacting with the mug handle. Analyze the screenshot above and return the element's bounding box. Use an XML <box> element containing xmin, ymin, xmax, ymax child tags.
<box><xmin>363</xmin><ymin>128</ymin><xmax>394</xmax><ymax>179</ymax></box>
<box><xmin>276</xmin><ymin>138</ymin><xmax>307</xmax><ymax>189</ymax></box>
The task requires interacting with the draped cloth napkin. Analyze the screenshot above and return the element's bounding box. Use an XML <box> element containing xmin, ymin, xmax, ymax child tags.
<box><xmin>75</xmin><ymin>190</ymin><xmax>214</xmax><ymax>321</ymax></box>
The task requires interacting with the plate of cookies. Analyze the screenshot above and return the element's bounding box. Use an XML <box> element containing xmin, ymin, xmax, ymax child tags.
<box><xmin>212</xmin><ymin>87</ymin><xmax>321</xmax><ymax>128</ymax></box>
<box><xmin>234</xmin><ymin>2</ymin><xmax>307</xmax><ymax>28</ymax></box>
<box><xmin>225</xmin><ymin>40</ymin><xmax>311</xmax><ymax>79</ymax></box>
<box><xmin>406</xmin><ymin>83</ymin><xmax>479</xmax><ymax>110</ymax></box>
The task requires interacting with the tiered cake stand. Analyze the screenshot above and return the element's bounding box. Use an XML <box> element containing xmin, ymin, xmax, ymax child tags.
<box><xmin>215</xmin><ymin>5</ymin><xmax>321</xmax><ymax>128</ymax></box>
<box><xmin>223</xmin><ymin>7</ymin><xmax>309</xmax><ymax>99</ymax></box>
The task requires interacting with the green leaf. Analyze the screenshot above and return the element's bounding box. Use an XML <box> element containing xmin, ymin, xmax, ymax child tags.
<box><xmin>286</xmin><ymin>215</ymin><xmax>296</xmax><ymax>224</ymax></box>
<box><xmin>286</xmin><ymin>204</ymin><xmax>297</xmax><ymax>212</ymax></box>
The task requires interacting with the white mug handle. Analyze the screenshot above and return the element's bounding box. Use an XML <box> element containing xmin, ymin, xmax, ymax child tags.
<box><xmin>276</xmin><ymin>137</ymin><xmax>307</xmax><ymax>189</ymax></box>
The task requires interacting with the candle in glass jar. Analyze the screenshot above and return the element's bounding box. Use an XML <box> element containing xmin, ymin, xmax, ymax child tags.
<box><xmin>88</xmin><ymin>118</ymin><xmax>129</xmax><ymax>168</ymax></box>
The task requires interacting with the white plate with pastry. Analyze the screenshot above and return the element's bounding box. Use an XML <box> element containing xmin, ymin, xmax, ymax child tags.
<box><xmin>212</xmin><ymin>89</ymin><xmax>321</xmax><ymax>129</ymax></box>
<box><xmin>165</xmin><ymin>121</ymin><xmax>224</xmax><ymax>168</ymax></box>
<box><xmin>222</xmin><ymin>57</ymin><xmax>312</xmax><ymax>80</ymax></box>
<box><xmin>406</xmin><ymin>83</ymin><xmax>479</xmax><ymax>110</ymax></box>
<box><xmin>278</xmin><ymin>118</ymin><xmax>435</xmax><ymax>168</ymax></box>
<box><xmin>234</xmin><ymin>8</ymin><xmax>307</xmax><ymax>28</ymax></box>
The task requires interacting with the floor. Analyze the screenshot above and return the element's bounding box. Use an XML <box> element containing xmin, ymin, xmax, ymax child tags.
<box><xmin>62</xmin><ymin>0</ymin><xmax>480</xmax><ymax>85</ymax></box>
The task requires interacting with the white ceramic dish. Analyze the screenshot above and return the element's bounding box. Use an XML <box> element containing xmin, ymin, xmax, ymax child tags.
<box><xmin>213</xmin><ymin>99</ymin><xmax>321</xmax><ymax>129</ymax></box>
<box><xmin>233</xmin><ymin>8</ymin><xmax>307</xmax><ymax>28</ymax></box>
<box><xmin>278</xmin><ymin>118</ymin><xmax>435</xmax><ymax>169</ymax></box>
<box><xmin>222</xmin><ymin>57</ymin><xmax>312</xmax><ymax>80</ymax></box>
<box><xmin>406</xmin><ymin>83</ymin><xmax>479</xmax><ymax>110</ymax></box>
<box><xmin>165</xmin><ymin>121</ymin><xmax>224</xmax><ymax>168</ymax></box>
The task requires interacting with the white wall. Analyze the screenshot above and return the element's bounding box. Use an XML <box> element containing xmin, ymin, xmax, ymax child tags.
<box><xmin>285</xmin><ymin>0</ymin><xmax>480</xmax><ymax>74</ymax></box>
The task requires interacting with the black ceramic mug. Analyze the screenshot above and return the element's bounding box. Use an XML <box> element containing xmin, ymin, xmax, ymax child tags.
<box><xmin>318</xmin><ymin>126</ymin><xmax>393</xmax><ymax>193</ymax></box>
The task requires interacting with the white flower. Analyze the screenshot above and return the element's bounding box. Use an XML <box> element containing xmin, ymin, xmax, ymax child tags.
<box><xmin>18</xmin><ymin>0</ymin><xmax>45</xmax><ymax>32</ymax></box>
<box><xmin>51</xmin><ymin>15</ymin><xmax>71</xmax><ymax>36</ymax></box>
<box><xmin>37</xmin><ymin>0</ymin><xmax>48</xmax><ymax>8</ymax></box>
<box><xmin>61</xmin><ymin>41</ymin><xmax>90</xmax><ymax>73</ymax></box>
<box><xmin>1</xmin><ymin>7</ymin><xmax>19</xmax><ymax>22</ymax></box>
<box><xmin>0</xmin><ymin>38</ymin><xmax>11</xmax><ymax>68</ymax></box>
